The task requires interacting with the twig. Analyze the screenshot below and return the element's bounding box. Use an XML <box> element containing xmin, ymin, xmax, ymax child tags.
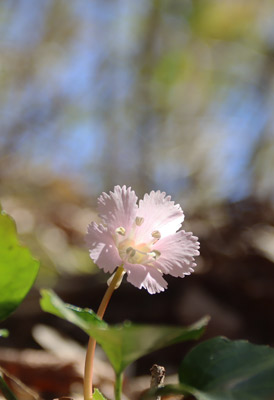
<box><xmin>150</xmin><ymin>364</ymin><xmax>165</xmax><ymax>400</ymax></box>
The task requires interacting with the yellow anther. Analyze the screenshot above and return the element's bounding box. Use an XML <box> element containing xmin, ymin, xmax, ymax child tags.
<box><xmin>151</xmin><ymin>230</ymin><xmax>161</xmax><ymax>239</ymax></box>
<box><xmin>126</xmin><ymin>247</ymin><xmax>136</xmax><ymax>257</ymax></box>
<box><xmin>115</xmin><ymin>226</ymin><xmax>126</xmax><ymax>236</ymax></box>
<box><xmin>135</xmin><ymin>216</ymin><xmax>144</xmax><ymax>226</ymax></box>
<box><xmin>150</xmin><ymin>250</ymin><xmax>161</xmax><ymax>259</ymax></box>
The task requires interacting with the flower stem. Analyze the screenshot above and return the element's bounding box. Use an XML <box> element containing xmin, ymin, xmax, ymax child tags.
<box><xmin>83</xmin><ymin>265</ymin><xmax>125</xmax><ymax>400</ymax></box>
<box><xmin>114</xmin><ymin>372</ymin><xmax>123</xmax><ymax>400</ymax></box>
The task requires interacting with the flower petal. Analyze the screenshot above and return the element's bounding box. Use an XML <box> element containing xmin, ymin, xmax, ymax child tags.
<box><xmin>124</xmin><ymin>262</ymin><xmax>168</xmax><ymax>294</ymax></box>
<box><xmin>85</xmin><ymin>222</ymin><xmax>121</xmax><ymax>273</ymax></box>
<box><xmin>153</xmin><ymin>230</ymin><xmax>200</xmax><ymax>277</ymax></box>
<box><xmin>97</xmin><ymin>185</ymin><xmax>138</xmax><ymax>234</ymax></box>
<box><xmin>136</xmin><ymin>190</ymin><xmax>184</xmax><ymax>242</ymax></box>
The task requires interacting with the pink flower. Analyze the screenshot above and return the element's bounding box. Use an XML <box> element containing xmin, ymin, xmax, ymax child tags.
<box><xmin>86</xmin><ymin>185</ymin><xmax>199</xmax><ymax>294</ymax></box>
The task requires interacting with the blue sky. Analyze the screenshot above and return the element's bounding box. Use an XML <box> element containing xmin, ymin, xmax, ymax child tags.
<box><xmin>1</xmin><ymin>0</ymin><xmax>273</xmax><ymax>201</ymax></box>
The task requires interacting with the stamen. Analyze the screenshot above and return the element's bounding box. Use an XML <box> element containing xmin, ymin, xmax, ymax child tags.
<box><xmin>135</xmin><ymin>216</ymin><xmax>144</xmax><ymax>226</ymax></box>
<box><xmin>126</xmin><ymin>247</ymin><xmax>136</xmax><ymax>257</ymax></box>
<box><xmin>115</xmin><ymin>226</ymin><xmax>126</xmax><ymax>236</ymax></box>
<box><xmin>151</xmin><ymin>230</ymin><xmax>161</xmax><ymax>239</ymax></box>
<box><xmin>149</xmin><ymin>250</ymin><xmax>161</xmax><ymax>259</ymax></box>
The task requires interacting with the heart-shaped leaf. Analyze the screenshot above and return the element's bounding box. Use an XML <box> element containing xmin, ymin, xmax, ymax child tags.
<box><xmin>149</xmin><ymin>337</ymin><xmax>274</xmax><ymax>400</ymax></box>
<box><xmin>0</xmin><ymin>207</ymin><xmax>39</xmax><ymax>322</ymax></box>
<box><xmin>40</xmin><ymin>289</ymin><xmax>209</xmax><ymax>374</ymax></box>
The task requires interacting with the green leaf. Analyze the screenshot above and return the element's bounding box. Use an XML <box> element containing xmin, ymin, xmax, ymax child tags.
<box><xmin>150</xmin><ymin>337</ymin><xmax>274</xmax><ymax>400</ymax></box>
<box><xmin>0</xmin><ymin>330</ymin><xmax>9</xmax><ymax>338</ymax></box>
<box><xmin>40</xmin><ymin>289</ymin><xmax>106</xmax><ymax>330</ymax></box>
<box><xmin>93</xmin><ymin>388</ymin><xmax>108</xmax><ymax>400</ymax></box>
<box><xmin>40</xmin><ymin>289</ymin><xmax>209</xmax><ymax>374</ymax></box>
<box><xmin>0</xmin><ymin>208</ymin><xmax>39</xmax><ymax>322</ymax></box>
<box><xmin>0</xmin><ymin>373</ymin><xmax>18</xmax><ymax>400</ymax></box>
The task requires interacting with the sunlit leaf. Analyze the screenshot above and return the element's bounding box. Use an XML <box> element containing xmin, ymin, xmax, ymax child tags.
<box><xmin>0</xmin><ymin>207</ymin><xmax>39</xmax><ymax>322</ymax></box>
<box><xmin>93</xmin><ymin>388</ymin><xmax>108</xmax><ymax>400</ymax></box>
<box><xmin>149</xmin><ymin>337</ymin><xmax>274</xmax><ymax>400</ymax></box>
<box><xmin>0</xmin><ymin>330</ymin><xmax>9</xmax><ymax>338</ymax></box>
<box><xmin>40</xmin><ymin>289</ymin><xmax>209</xmax><ymax>374</ymax></box>
<box><xmin>40</xmin><ymin>289</ymin><xmax>106</xmax><ymax>330</ymax></box>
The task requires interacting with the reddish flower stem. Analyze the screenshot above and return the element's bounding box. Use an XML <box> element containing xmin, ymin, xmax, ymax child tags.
<box><xmin>83</xmin><ymin>265</ymin><xmax>125</xmax><ymax>400</ymax></box>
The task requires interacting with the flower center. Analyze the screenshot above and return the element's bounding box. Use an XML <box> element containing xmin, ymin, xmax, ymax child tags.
<box><xmin>118</xmin><ymin>239</ymin><xmax>152</xmax><ymax>264</ymax></box>
<box><xmin>115</xmin><ymin>218</ymin><xmax>161</xmax><ymax>264</ymax></box>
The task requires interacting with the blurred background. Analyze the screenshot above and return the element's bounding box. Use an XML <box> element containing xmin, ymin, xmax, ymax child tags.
<box><xmin>1</xmin><ymin>0</ymin><xmax>274</xmax><ymax>399</ymax></box>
